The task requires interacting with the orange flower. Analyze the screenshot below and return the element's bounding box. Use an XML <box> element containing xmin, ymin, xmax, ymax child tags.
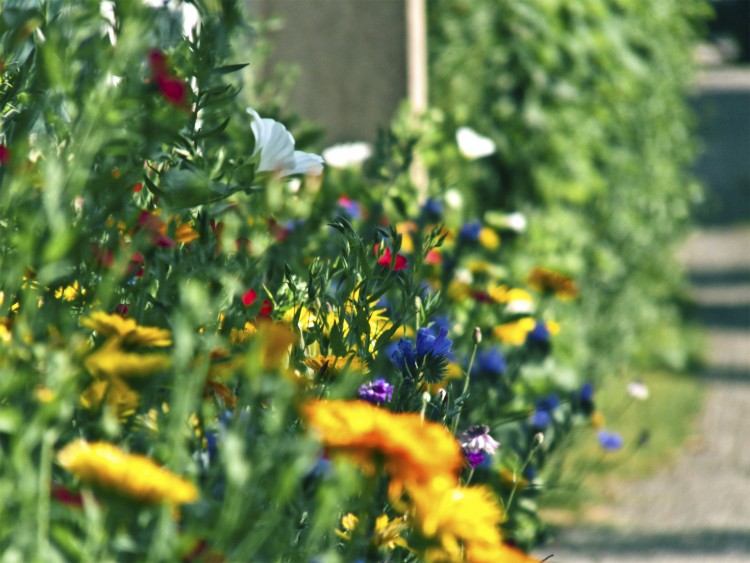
<box><xmin>526</xmin><ymin>267</ymin><xmax>579</xmax><ymax>300</ymax></box>
<box><xmin>302</xmin><ymin>400</ymin><xmax>462</xmax><ymax>492</ymax></box>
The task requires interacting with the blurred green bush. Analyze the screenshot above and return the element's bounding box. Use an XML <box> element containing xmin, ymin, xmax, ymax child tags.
<box><xmin>427</xmin><ymin>0</ymin><xmax>709</xmax><ymax>381</ymax></box>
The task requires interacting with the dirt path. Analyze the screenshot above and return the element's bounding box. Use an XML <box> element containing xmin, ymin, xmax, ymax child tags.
<box><xmin>533</xmin><ymin>69</ymin><xmax>750</xmax><ymax>562</ymax></box>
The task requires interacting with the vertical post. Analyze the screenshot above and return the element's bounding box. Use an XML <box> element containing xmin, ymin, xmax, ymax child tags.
<box><xmin>406</xmin><ymin>0</ymin><xmax>428</xmax><ymax>199</ymax></box>
<box><xmin>406</xmin><ymin>0</ymin><xmax>427</xmax><ymax>113</ymax></box>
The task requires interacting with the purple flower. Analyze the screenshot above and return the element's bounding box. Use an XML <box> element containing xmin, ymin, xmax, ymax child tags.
<box><xmin>357</xmin><ymin>378</ymin><xmax>394</xmax><ymax>405</ymax></box>
<box><xmin>337</xmin><ymin>196</ymin><xmax>362</xmax><ymax>219</ymax></box>
<box><xmin>598</xmin><ymin>430</ymin><xmax>624</xmax><ymax>451</ymax></box>
<box><xmin>464</xmin><ymin>450</ymin><xmax>485</xmax><ymax>469</ymax></box>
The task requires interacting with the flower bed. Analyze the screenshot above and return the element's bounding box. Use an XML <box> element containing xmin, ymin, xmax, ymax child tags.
<box><xmin>0</xmin><ymin>1</ymin><xmax>701</xmax><ymax>560</ymax></box>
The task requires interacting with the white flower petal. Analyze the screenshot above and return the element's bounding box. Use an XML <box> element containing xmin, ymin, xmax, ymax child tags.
<box><xmin>321</xmin><ymin>142</ymin><xmax>372</xmax><ymax>169</ymax></box>
<box><xmin>247</xmin><ymin>108</ymin><xmax>323</xmax><ymax>177</ymax></box>
<box><xmin>456</xmin><ymin>126</ymin><xmax>496</xmax><ymax>160</ymax></box>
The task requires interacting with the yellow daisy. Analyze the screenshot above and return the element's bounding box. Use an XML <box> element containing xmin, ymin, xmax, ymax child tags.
<box><xmin>84</xmin><ymin>339</ymin><xmax>171</xmax><ymax>379</ymax></box>
<box><xmin>81</xmin><ymin>312</ymin><xmax>172</xmax><ymax>347</ymax></box>
<box><xmin>57</xmin><ymin>440</ymin><xmax>199</xmax><ymax>505</ymax></box>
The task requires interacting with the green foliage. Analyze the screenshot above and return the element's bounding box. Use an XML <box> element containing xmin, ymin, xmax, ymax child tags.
<box><xmin>428</xmin><ymin>0</ymin><xmax>709</xmax><ymax>380</ymax></box>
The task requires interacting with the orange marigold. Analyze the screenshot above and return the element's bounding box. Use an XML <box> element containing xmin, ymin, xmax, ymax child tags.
<box><xmin>57</xmin><ymin>440</ymin><xmax>198</xmax><ymax>505</ymax></box>
<box><xmin>302</xmin><ymin>400</ymin><xmax>463</xmax><ymax>491</ymax></box>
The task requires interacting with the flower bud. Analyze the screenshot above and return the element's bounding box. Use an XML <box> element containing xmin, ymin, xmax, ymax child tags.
<box><xmin>473</xmin><ymin>327</ymin><xmax>482</xmax><ymax>345</ymax></box>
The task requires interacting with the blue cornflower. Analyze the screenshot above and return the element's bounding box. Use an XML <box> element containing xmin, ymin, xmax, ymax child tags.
<box><xmin>430</xmin><ymin>315</ymin><xmax>451</xmax><ymax>334</ymax></box>
<box><xmin>526</xmin><ymin>321</ymin><xmax>550</xmax><ymax>343</ymax></box>
<box><xmin>529</xmin><ymin>410</ymin><xmax>552</xmax><ymax>429</ymax></box>
<box><xmin>536</xmin><ymin>394</ymin><xmax>560</xmax><ymax>412</ymax></box>
<box><xmin>389</xmin><ymin>338</ymin><xmax>418</xmax><ymax>371</ymax></box>
<box><xmin>358</xmin><ymin>378</ymin><xmax>395</xmax><ymax>405</ymax></box>
<box><xmin>471</xmin><ymin>347</ymin><xmax>506</xmax><ymax>377</ymax></box>
<box><xmin>529</xmin><ymin>393</ymin><xmax>560</xmax><ymax>430</ymax></box>
<box><xmin>598</xmin><ymin>430</ymin><xmax>624</xmax><ymax>451</ymax></box>
<box><xmin>459</xmin><ymin>221</ymin><xmax>482</xmax><ymax>242</ymax></box>
<box><xmin>580</xmin><ymin>382</ymin><xmax>594</xmax><ymax>402</ymax></box>
<box><xmin>416</xmin><ymin>327</ymin><xmax>452</xmax><ymax>359</ymax></box>
<box><xmin>421</xmin><ymin>198</ymin><xmax>443</xmax><ymax>219</ymax></box>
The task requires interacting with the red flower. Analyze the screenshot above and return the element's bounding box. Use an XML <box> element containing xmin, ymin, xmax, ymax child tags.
<box><xmin>51</xmin><ymin>484</ymin><xmax>83</xmax><ymax>509</ymax></box>
<box><xmin>148</xmin><ymin>49</ymin><xmax>189</xmax><ymax>110</ymax></box>
<box><xmin>374</xmin><ymin>244</ymin><xmax>408</xmax><ymax>271</ymax></box>
<box><xmin>242</xmin><ymin>290</ymin><xmax>273</xmax><ymax>316</ymax></box>
<box><xmin>425</xmin><ymin>249</ymin><xmax>442</xmax><ymax>265</ymax></box>
<box><xmin>242</xmin><ymin>289</ymin><xmax>257</xmax><ymax>306</ymax></box>
<box><xmin>0</xmin><ymin>145</ymin><xmax>10</xmax><ymax>165</ymax></box>
<box><xmin>259</xmin><ymin>299</ymin><xmax>274</xmax><ymax>316</ymax></box>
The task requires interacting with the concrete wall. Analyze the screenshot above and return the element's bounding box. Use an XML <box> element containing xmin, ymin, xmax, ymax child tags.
<box><xmin>250</xmin><ymin>0</ymin><xmax>407</xmax><ymax>146</ymax></box>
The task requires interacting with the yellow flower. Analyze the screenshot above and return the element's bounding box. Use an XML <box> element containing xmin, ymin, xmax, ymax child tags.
<box><xmin>526</xmin><ymin>267</ymin><xmax>579</xmax><ymax>300</ymax></box>
<box><xmin>282</xmin><ymin>305</ymin><xmax>320</xmax><ymax>330</ymax></box>
<box><xmin>55</xmin><ymin>281</ymin><xmax>85</xmax><ymax>302</ymax></box>
<box><xmin>395</xmin><ymin>221</ymin><xmax>416</xmax><ymax>254</ymax></box>
<box><xmin>373</xmin><ymin>513</ymin><xmax>410</xmax><ymax>550</ymax></box>
<box><xmin>591</xmin><ymin>411</ymin><xmax>605</xmax><ymax>429</ymax></box>
<box><xmin>546</xmin><ymin>321</ymin><xmax>561</xmax><ymax>335</ymax></box>
<box><xmin>85</xmin><ymin>339</ymin><xmax>172</xmax><ymax>379</ymax></box>
<box><xmin>304</xmin><ymin>354</ymin><xmax>368</xmax><ymax>376</ymax></box>
<box><xmin>335</xmin><ymin>512</ymin><xmax>409</xmax><ymax>550</ymax></box>
<box><xmin>409</xmin><ymin>480</ymin><xmax>509</xmax><ymax>563</ymax></box>
<box><xmin>81</xmin><ymin>312</ymin><xmax>172</xmax><ymax>347</ymax></box>
<box><xmin>447</xmin><ymin>280</ymin><xmax>472</xmax><ymax>302</ymax></box>
<box><xmin>478</xmin><ymin>227</ymin><xmax>500</xmax><ymax>250</ymax></box>
<box><xmin>492</xmin><ymin>318</ymin><xmax>536</xmax><ymax>346</ymax></box>
<box><xmin>336</xmin><ymin>512</ymin><xmax>359</xmax><ymax>540</ymax></box>
<box><xmin>57</xmin><ymin>440</ymin><xmax>199</xmax><ymax>505</ymax></box>
<box><xmin>80</xmin><ymin>378</ymin><xmax>140</xmax><ymax>418</ymax></box>
<box><xmin>229</xmin><ymin>321</ymin><xmax>257</xmax><ymax>345</ymax></box>
<box><xmin>302</xmin><ymin>400</ymin><xmax>463</xmax><ymax>492</ymax></box>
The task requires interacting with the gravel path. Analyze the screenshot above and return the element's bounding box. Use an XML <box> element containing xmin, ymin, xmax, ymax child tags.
<box><xmin>533</xmin><ymin>69</ymin><xmax>750</xmax><ymax>563</ymax></box>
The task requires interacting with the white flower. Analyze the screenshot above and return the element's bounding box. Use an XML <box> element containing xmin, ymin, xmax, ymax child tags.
<box><xmin>456</xmin><ymin>126</ymin><xmax>496</xmax><ymax>160</ymax></box>
<box><xmin>454</xmin><ymin>268</ymin><xmax>473</xmax><ymax>285</ymax></box>
<box><xmin>498</xmin><ymin>211</ymin><xmax>527</xmax><ymax>233</ymax></box>
<box><xmin>143</xmin><ymin>0</ymin><xmax>201</xmax><ymax>41</ymax></box>
<box><xmin>444</xmin><ymin>188</ymin><xmax>463</xmax><ymax>210</ymax></box>
<box><xmin>321</xmin><ymin>142</ymin><xmax>372</xmax><ymax>169</ymax></box>
<box><xmin>460</xmin><ymin>425</ymin><xmax>500</xmax><ymax>455</ymax></box>
<box><xmin>627</xmin><ymin>381</ymin><xmax>650</xmax><ymax>401</ymax></box>
<box><xmin>248</xmin><ymin>108</ymin><xmax>324</xmax><ymax>177</ymax></box>
<box><xmin>505</xmin><ymin>297</ymin><xmax>534</xmax><ymax>315</ymax></box>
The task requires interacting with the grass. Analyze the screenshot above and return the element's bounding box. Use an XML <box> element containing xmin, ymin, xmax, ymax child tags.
<box><xmin>538</xmin><ymin>368</ymin><xmax>706</xmax><ymax>524</ymax></box>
